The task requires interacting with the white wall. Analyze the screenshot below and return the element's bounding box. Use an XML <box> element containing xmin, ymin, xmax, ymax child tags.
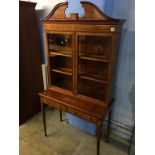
<box><xmin>31</xmin><ymin>0</ymin><xmax>65</xmax><ymax>18</ymax></box>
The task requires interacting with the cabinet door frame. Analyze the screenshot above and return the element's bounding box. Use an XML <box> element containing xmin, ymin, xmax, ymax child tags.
<box><xmin>75</xmin><ymin>32</ymin><xmax>117</xmax><ymax>102</ymax></box>
<box><xmin>44</xmin><ymin>30</ymin><xmax>75</xmax><ymax>93</ymax></box>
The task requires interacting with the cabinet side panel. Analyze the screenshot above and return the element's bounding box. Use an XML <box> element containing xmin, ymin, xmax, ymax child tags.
<box><xmin>19</xmin><ymin>2</ymin><xmax>43</xmax><ymax>124</ymax></box>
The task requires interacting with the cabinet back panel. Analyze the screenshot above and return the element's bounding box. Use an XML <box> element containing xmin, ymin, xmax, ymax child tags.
<box><xmin>78</xmin><ymin>59</ymin><xmax>108</xmax><ymax>77</ymax></box>
<box><xmin>47</xmin><ymin>33</ymin><xmax>72</xmax><ymax>52</ymax></box>
<box><xmin>50</xmin><ymin>56</ymin><xmax>72</xmax><ymax>69</ymax></box>
<box><xmin>78</xmin><ymin>79</ymin><xmax>106</xmax><ymax>101</ymax></box>
<box><xmin>51</xmin><ymin>72</ymin><xmax>72</xmax><ymax>91</ymax></box>
<box><xmin>78</xmin><ymin>35</ymin><xmax>112</xmax><ymax>58</ymax></box>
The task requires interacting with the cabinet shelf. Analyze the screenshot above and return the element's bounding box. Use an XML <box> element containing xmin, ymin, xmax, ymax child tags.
<box><xmin>49</xmin><ymin>51</ymin><xmax>72</xmax><ymax>57</ymax></box>
<box><xmin>79</xmin><ymin>53</ymin><xmax>109</xmax><ymax>62</ymax></box>
<box><xmin>52</xmin><ymin>67</ymin><xmax>72</xmax><ymax>76</ymax></box>
<box><xmin>79</xmin><ymin>73</ymin><xmax>107</xmax><ymax>84</ymax></box>
<box><xmin>49</xmin><ymin>44</ymin><xmax>72</xmax><ymax>52</ymax></box>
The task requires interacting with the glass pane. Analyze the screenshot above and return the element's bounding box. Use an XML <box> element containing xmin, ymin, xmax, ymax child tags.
<box><xmin>78</xmin><ymin>59</ymin><xmax>108</xmax><ymax>80</ymax></box>
<box><xmin>78</xmin><ymin>35</ymin><xmax>111</xmax><ymax>101</ymax></box>
<box><xmin>51</xmin><ymin>56</ymin><xmax>72</xmax><ymax>71</ymax></box>
<box><xmin>51</xmin><ymin>72</ymin><xmax>72</xmax><ymax>91</ymax></box>
<box><xmin>78</xmin><ymin>79</ymin><xmax>106</xmax><ymax>101</ymax></box>
<box><xmin>48</xmin><ymin>34</ymin><xmax>72</xmax><ymax>52</ymax></box>
<box><xmin>48</xmin><ymin>33</ymin><xmax>73</xmax><ymax>91</ymax></box>
<box><xmin>78</xmin><ymin>60</ymin><xmax>108</xmax><ymax>100</ymax></box>
<box><xmin>79</xmin><ymin>35</ymin><xmax>112</xmax><ymax>61</ymax></box>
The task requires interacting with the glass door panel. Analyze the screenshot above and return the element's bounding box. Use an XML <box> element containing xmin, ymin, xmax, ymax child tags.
<box><xmin>48</xmin><ymin>34</ymin><xmax>72</xmax><ymax>56</ymax></box>
<box><xmin>78</xmin><ymin>35</ymin><xmax>112</xmax><ymax>61</ymax></box>
<box><xmin>47</xmin><ymin>33</ymin><xmax>73</xmax><ymax>91</ymax></box>
<box><xmin>78</xmin><ymin>35</ymin><xmax>112</xmax><ymax>101</ymax></box>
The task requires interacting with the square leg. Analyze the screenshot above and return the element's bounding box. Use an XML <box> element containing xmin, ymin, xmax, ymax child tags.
<box><xmin>59</xmin><ymin>110</ymin><xmax>63</xmax><ymax>121</ymax></box>
<box><xmin>41</xmin><ymin>102</ymin><xmax>47</xmax><ymax>136</ymax></box>
<box><xmin>96</xmin><ymin>121</ymin><xmax>102</xmax><ymax>155</ymax></box>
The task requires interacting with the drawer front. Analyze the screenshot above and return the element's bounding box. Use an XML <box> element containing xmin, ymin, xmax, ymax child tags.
<box><xmin>65</xmin><ymin>106</ymin><xmax>98</xmax><ymax>124</ymax></box>
<box><xmin>41</xmin><ymin>97</ymin><xmax>60</xmax><ymax>109</ymax></box>
<box><xmin>41</xmin><ymin>97</ymin><xmax>49</xmax><ymax>104</ymax></box>
<box><xmin>40</xmin><ymin>97</ymin><xmax>98</xmax><ymax>124</ymax></box>
<box><xmin>60</xmin><ymin>104</ymin><xmax>66</xmax><ymax>111</ymax></box>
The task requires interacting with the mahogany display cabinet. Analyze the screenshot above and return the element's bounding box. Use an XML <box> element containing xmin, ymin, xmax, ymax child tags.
<box><xmin>39</xmin><ymin>1</ymin><xmax>125</xmax><ymax>155</ymax></box>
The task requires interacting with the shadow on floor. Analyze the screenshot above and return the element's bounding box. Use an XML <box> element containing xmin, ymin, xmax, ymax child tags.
<box><xmin>102</xmin><ymin>133</ymin><xmax>129</xmax><ymax>153</ymax></box>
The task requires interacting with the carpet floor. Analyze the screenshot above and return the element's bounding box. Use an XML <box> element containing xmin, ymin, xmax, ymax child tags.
<box><xmin>19</xmin><ymin>108</ymin><xmax>128</xmax><ymax>155</ymax></box>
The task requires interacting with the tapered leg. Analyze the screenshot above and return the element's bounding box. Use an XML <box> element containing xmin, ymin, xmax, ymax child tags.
<box><xmin>96</xmin><ymin>121</ymin><xmax>102</xmax><ymax>155</ymax></box>
<box><xmin>41</xmin><ymin>102</ymin><xmax>47</xmax><ymax>136</ymax></box>
<box><xmin>106</xmin><ymin>110</ymin><xmax>112</xmax><ymax>142</ymax></box>
<box><xmin>59</xmin><ymin>110</ymin><xmax>62</xmax><ymax>121</ymax></box>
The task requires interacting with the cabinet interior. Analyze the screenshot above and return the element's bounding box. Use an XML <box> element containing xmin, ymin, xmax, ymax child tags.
<box><xmin>47</xmin><ymin>33</ymin><xmax>113</xmax><ymax>101</ymax></box>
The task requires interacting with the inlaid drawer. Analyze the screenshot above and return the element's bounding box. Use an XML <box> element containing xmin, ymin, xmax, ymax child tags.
<box><xmin>40</xmin><ymin>96</ymin><xmax>98</xmax><ymax>123</ymax></box>
<box><xmin>74</xmin><ymin>110</ymin><xmax>98</xmax><ymax>123</ymax></box>
<box><xmin>41</xmin><ymin>97</ymin><xmax>60</xmax><ymax>109</ymax></box>
<box><xmin>49</xmin><ymin>100</ymin><xmax>60</xmax><ymax>109</ymax></box>
<box><xmin>65</xmin><ymin>106</ymin><xmax>98</xmax><ymax>124</ymax></box>
<box><xmin>65</xmin><ymin>106</ymin><xmax>74</xmax><ymax>114</ymax></box>
<box><xmin>60</xmin><ymin>104</ymin><xmax>66</xmax><ymax>111</ymax></box>
<box><xmin>41</xmin><ymin>97</ymin><xmax>49</xmax><ymax>104</ymax></box>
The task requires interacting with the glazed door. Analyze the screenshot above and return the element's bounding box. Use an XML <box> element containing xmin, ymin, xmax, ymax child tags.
<box><xmin>76</xmin><ymin>33</ymin><xmax>113</xmax><ymax>101</ymax></box>
<box><xmin>46</xmin><ymin>32</ymin><xmax>73</xmax><ymax>92</ymax></box>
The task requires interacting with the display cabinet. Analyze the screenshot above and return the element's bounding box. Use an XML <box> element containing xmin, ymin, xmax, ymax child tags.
<box><xmin>39</xmin><ymin>1</ymin><xmax>125</xmax><ymax>155</ymax></box>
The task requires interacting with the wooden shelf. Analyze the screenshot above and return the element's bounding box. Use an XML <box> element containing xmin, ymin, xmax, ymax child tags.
<box><xmin>79</xmin><ymin>53</ymin><xmax>109</xmax><ymax>62</ymax></box>
<box><xmin>49</xmin><ymin>51</ymin><xmax>72</xmax><ymax>57</ymax></box>
<box><xmin>49</xmin><ymin>44</ymin><xmax>72</xmax><ymax>52</ymax></box>
<box><xmin>52</xmin><ymin>80</ymin><xmax>72</xmax><ymax>91</ymax></box>
<box><xmin>79</xmin><ymin>73</ymin><xmax>107</xmax><ymax>84</ymax></box>
<box><xmin>49</xmin><ymin>86</ymin><xmax>73</xmax><ymax>95</ymax></box>
<box><xmin>52</xmin><ymin>67</ymin><xmax>72</xmax><ymax>75</ymax></box>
